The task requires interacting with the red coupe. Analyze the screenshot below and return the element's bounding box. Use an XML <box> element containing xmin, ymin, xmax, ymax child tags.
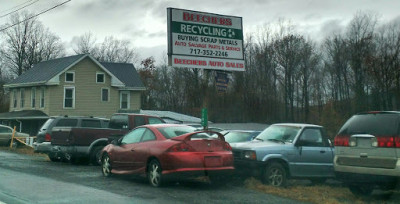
<box><xmin>101</xmin><ymin>124</ymin><xmax>234</xmax><ymax>187</ymax></box>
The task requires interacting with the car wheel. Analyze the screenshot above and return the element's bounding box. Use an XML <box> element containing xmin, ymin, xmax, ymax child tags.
<box><xmin>90</xmin><ymin>146</ymin><xmax>104</xmax><ymax>166</ymax></box>
<box><xmin>48</xmin><ymin>153</ymin><xmax>61</xmax><ymax>162</ymax></box>
<box><xmin>263</xmin><ymin>162</ymin><xmax>287</xmax><ymax>187</ymax></box>
<box><xmin>101</xmin><ymin>154</ymin><xmax>112</xmax><ymax>177</ymax></box>
<box><xmin>148</xmin><ymin>160</ymin><xmax>163</xmax><ymax>187</ymax></box>
<box><xmin>349</xmin><ymin>185</ymin><xmax>373</xmax><ymax>196</ymax></box>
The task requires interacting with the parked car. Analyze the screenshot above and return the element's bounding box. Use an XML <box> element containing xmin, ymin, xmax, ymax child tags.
<box><xmin>101</xmin><ymin>124</ymin><xmax>234</xmax><ymax>187</ymax></box>
<box><xmin>33</xmin><ymin>116</ymin><xmax>109</xmax><ymax>161</ymax></box>
<box><xmin>232</xmin><ymin>123</ymin><xmax>334</xmax><ymax>187</ymax></box>
<box><xmin>222</xmin><ymin>130</ymin><xmax>261</xmax><ymax>144</ymax></box>
<box><xmin>0</xmin><ymin>124</ymin><xmax>29</xmax><ymax>146</ymax></box>
<box><xmin>50</xmin><ymin>113</ymin><xmax>165</xmax><ymax>165</ymax></box>
<box><xmin>334</xmin><ymin>111</ymin><xmax>400</xmax><ymax>196</ymax></box>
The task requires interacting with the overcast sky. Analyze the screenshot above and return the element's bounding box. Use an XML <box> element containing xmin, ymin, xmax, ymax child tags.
<box><xmin>1</xmin><ymin>0</ymin><xmax>400</xmax><ymax>65</ymax></box>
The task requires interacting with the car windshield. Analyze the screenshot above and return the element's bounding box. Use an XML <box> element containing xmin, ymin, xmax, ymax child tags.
<box><xmin>255</xmin><ymin>125</ymin><xmax>301</xmax><ymax>143</ymax></box>
<box><xmin>157</xmin><ymin>126</ymin><xmax>198</xmax><ymax>139</ymax></box>
<box><xmin>225</xmin><ymin>131</ymin><xmax>255</xmax><ymax>143</ymax></box>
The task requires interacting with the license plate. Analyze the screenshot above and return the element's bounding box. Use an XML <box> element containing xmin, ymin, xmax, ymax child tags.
<box><xmin>204</xmin><ymin>156</ymin><xmax>221</xmax><ymax>167</ymax></box>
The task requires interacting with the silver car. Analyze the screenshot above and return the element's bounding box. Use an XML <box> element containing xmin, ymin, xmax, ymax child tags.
<box><xmin>334</xmin><ymin>111</ymin><xmax>400</xmax><ymax>196</ymax></box>
<box><xmin>0</xmin><ymin>124</ymin><xmax>29</xmax><ymax>146</ymax></box>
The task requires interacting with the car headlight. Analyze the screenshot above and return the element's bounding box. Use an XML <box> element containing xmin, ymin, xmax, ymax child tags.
<box><xmin>243</xmin><ymin>150</ymin><xmax>256</xmax><ymax>160</ymax></box>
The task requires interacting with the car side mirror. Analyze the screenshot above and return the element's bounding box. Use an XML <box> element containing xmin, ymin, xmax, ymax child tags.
<box><xmin>328</xmin><ymin>139</ymin><xmax>333</xmax><ymax>147</ymax></box>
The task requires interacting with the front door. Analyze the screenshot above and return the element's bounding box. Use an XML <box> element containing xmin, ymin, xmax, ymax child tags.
<box><xmin>290</xmin><ymin>128</ymin><xmax>334</xmax><ymax>177</ymax></box>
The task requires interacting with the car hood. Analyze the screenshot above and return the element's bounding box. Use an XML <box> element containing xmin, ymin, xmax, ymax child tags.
<box><xmin>231</xmin><ymin>140</ymin><xmax>284</xmax><ymax>150</ymax></box>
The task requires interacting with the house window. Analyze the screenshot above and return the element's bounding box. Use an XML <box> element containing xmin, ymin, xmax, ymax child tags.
<box><xmin>40</xmin><ymin>87</ymin><xmax>45</xmax><ymax>108</ymax></box>
<box><xmin>31</xmin><ymin>87</ymin><xmax>36</xmax><ymax>108</ymax></box>
<box><xmin>65</xmin><ymin>72</ymin><xmax>75</xmax><ymax>83</ymax></box>
<box><xmin>13</xmin><ymin>90</ymin><xmax>17</xmax><ymax>108</ymax></box>
<box><xmin>97</xmin><ymin>73</ymin><xmax>105</xmax><ymax>83</ymax></box>
<box><xmin>64</xmin><ymin>87</ymin><xmax>75</xmax><ymax>108</ymax></box>
<box><xmin>101</xmin><ymin>88</ymin><xmax>109</xmax><ymax>102</ymax></box>
<box><xmin>20</xmin><ymin>88</ymin><xmax>25</xmax><ymax>108</ymax></box>
<box><xmin>120</xmin><ymin>91</ymin><xmax>130</xmax><ymax>109</ymax></box>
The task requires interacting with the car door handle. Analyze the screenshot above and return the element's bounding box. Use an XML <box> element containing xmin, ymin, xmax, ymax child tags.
<box><xmin>320</xmin><ymin>150</ymin><xmax>326</xmax><ymax>153</ymax></box>
<box><xmin>131</xmin><ymin>149</ymin><xmax>135</xmax><ymax>152</ymax></box>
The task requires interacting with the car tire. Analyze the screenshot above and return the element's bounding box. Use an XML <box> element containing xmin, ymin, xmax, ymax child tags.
<box><xmin>348</xmin><ymin>185</ymin><xmax>373</xmax><ymax>196</ymax></box>
<box><xmin>101</xmin><ymin>153</ymin><xmax>112</xmax><ymax>177</ymax></box>
<box><xmin>263</xmin><ymin>162</ymin><xmax>287</xmax><ymax>187</ymax></box>
<box><xmin>48</xmin><ymin>153</ymin><xmax>61</xmax><ymax>162</ymax></box>
<box><xmin>90</xmin><ymin>146</ymin><xmax>104</xmax><ymax>166</ymax></box>
<box><xmin>148</xmin><ymin>160</ymin><xmax>163</xmax><ymax>187</ymax></box>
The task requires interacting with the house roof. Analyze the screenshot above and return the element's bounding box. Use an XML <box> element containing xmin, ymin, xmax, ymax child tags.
<box><xmin>0</xmin><ymin>110</ymin><xmax>49</xmax><ymax>120</ymax></box>
<box><xmin>101</xmin><ymin>62</ymin><xmax>144</xmax><ymax>88</ymax></box>
<box><xmin>7</xmin><ymin>54</ymin><xmax>86</xmax><ymax>85</ymax></box>
<box><xmin>4</xmin><ymin>54</ymin><xmax>144</xmax><ymax>90</ymax></box>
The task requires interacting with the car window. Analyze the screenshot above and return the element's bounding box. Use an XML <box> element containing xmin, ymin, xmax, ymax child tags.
<box><xmin>298</xmin><ymin>128</ymin><xmax>325</xmax><ymax>147</ymax></box>
<box><xmin>0</xmin><ymin>126</ymin><xmax>12</xmax><ymax>133</ymax></box>
<box><xmin>39</xmin><ymin>118</ymin><xmax>55</xmax><ymax>131</ymax></box>
<box><xmin>109</xmin><ymin>115</ymin><xmax>129</xmax><ymax>129</ymax></box>
<box><xmin>338</xmin><ymin>113</ymin><xmax>399</xmax><ymax>136</ymax></box>
<box><xmin>121</xmin><ymin>128</ymin><xmax>146</xmax><ymax>144</ymax></box>
<box><xmin>148</xmin><ymin>117</ymin><xmax>164</xmax><ymax>124</ymax></box>
<box><xmin>141</xmin><ymin>129</ymin><xmax>156</xmax><ymax>142</ymax></box>
<box><xmin>55</xmin><ymin>119</ymin><xmax>78</xmax><ymax>127</ymax></box>
<box><xmin>134</xmin><ymin>116</ymin><xmax>146</xmax><ymax>127</ymax></box>
<box><xmin>81</xmin><ymin>119</ymin><xmax>101</xmax><ymax>128</ymax></box>
<box><xmin>157</xmin><ymin>126</ymin><xmax>197</xmax><ymax>139</ymax></box>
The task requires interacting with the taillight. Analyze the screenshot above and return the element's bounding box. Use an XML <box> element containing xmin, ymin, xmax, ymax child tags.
<box><xmin>395</xmin><ymin>137</ymin><xmax>400</xmax><ymax>148</ymax></box>
<box><xmin>224</xmin><ymin>142</ymin><xmax>232</xmax><ymax>151</ymax></box>
<box><xmin>334</xmin><ymin>135</ymin><xmax>349</xmax><ymax>146</ymax></box>
<box><xmin>168</xmin><ymin>143</ymin><xmax>194</xmax><ymax>152</ymax></box>
<box><xmin>45</xmin><ymin>133</ymin><xmax>51</xmax><ymax>142</ymax></box>
<box><xmin>377</xmin><ymin>136</ymin><xmax>397</xmax><ymax>148</ymax></box>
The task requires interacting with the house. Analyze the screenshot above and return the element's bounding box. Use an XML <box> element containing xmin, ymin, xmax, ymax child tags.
<box><xmin>0</xmin><ymin>54</ymin><xmax>145</xmax><ymax>135</ymax></box>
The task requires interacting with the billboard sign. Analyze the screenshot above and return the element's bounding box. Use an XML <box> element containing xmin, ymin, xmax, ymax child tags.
<box><xmin>167</xmin><ymin>8</ymin><xmax>245</xmax><ymax>71</ymax></box>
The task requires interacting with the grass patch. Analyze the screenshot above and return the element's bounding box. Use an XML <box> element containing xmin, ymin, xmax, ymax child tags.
<box><xmin>244</xmin><ymin>177</ymin><xmax>367</xmax><ymax>204</ymax></box>
<box><xmin>0</xmin><ymin>145</ymin><xmax>48</xmax><ymax>158</ymax></box>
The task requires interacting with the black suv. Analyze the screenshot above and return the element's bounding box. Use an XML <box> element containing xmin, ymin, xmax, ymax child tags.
<box><xmin>334</xmin><ymin>111</ymin><xmax>400</xmax><ymax>196</ymax></box>
<box><xmin>33</xmin><ymin>116</ymin><xmax>108</xmax><ymax>161</ymax></box>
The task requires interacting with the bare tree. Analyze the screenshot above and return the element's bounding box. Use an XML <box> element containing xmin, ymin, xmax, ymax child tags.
<box><xmin>96</xmin><ymin>36</ymin><xmax>139</xmax><ymax>64</ymax></box>
<box><xmin>0</xmin><ymin>12</ymin><xmax>64</xmax><ymax>76</ymax></box>
<box><xmin>72</xmin><ymin>32</ymin><xmax>97</xmax><ymax>55</ymax></box>
<box><xmin>346</xmin><ymin>11</ymin><xmax>379</xmax><ymax>112</ymax></box>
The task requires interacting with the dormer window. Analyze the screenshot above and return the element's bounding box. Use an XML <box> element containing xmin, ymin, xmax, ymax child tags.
<box><xmin>65</xmin><ymin>72</ymin><xmax>75</xmax><ymax>83</ymax></box>
<box><xmin>96</xmin><ymin>72</ymin><xmax>105</xmax><ymax>83</ymax></box>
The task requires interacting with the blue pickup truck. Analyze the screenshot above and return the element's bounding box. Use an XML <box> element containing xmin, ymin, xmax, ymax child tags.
<box><xmin>232</xmin><ymin>123</ymin><xmax>334</xmax><ymax>187</ymax></box>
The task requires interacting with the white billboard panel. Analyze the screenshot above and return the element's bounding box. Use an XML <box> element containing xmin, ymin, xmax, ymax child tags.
<box><xmin>168</xmin><ymin>8</ymin><xmax>245</xmax><ymax>71</ymax></box>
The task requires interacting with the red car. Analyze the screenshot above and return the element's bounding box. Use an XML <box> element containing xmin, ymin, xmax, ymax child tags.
<box><xmin>101</xmin><ymin>124</ymin><xmax>234</xmax><ymax>187</ymax></box>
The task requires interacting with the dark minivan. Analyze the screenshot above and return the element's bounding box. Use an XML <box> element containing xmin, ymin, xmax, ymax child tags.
<box><xmin>33</xmin><ymin>116</ymin><xmax>109</xmax><ymax>161</ymax></box>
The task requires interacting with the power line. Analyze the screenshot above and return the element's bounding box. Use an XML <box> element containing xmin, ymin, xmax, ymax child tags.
<box><xmin>0</xmin><ymin>0</ymin><xmax>40</xmax><ymax>18</ymax></box>
<box><xmin>0</xmin><ymin>0</ymin><xmax>36</xmax><ymax>13</ymax></box>
<box><xmin>0</xmin><ymin>0</ymin><xmax>71</xmax><ymax>33</ymax></box>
